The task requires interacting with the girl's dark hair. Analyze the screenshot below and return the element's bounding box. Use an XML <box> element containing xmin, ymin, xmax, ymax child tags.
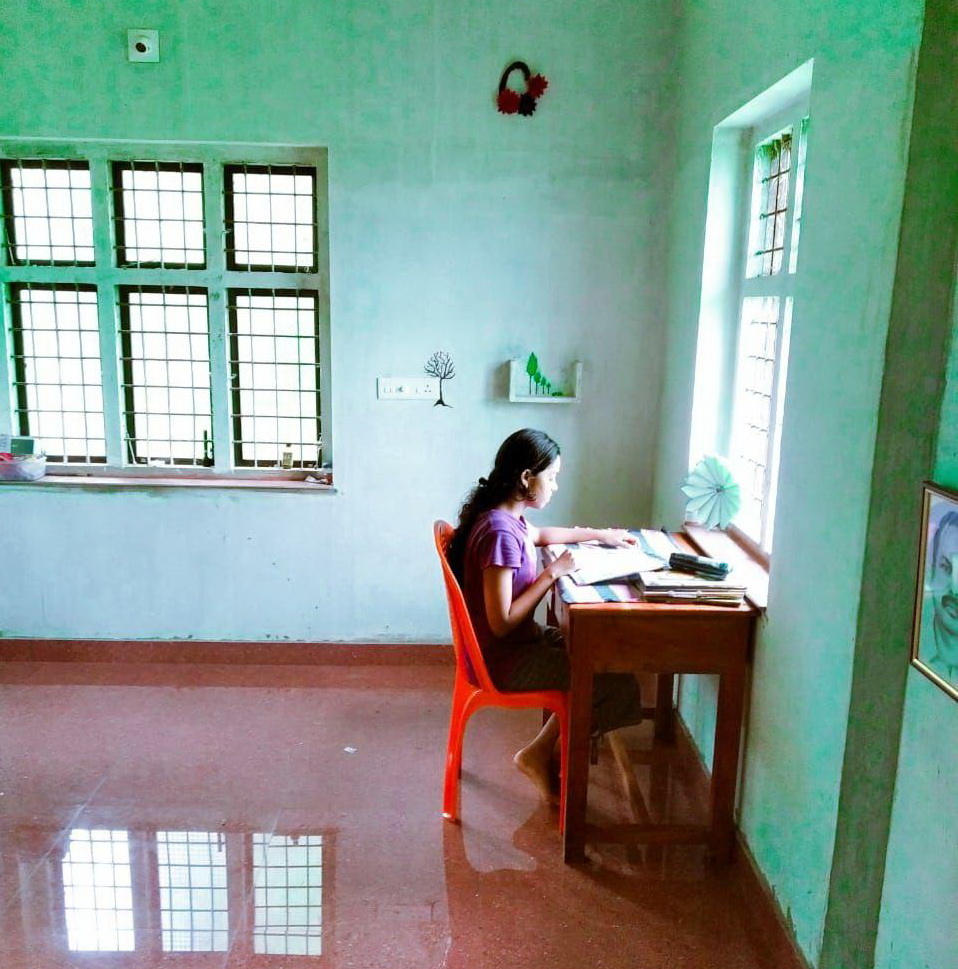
<box><xmin>448</xmin><ymin>428</ymin><xmax>560</xmax><ymax>579</ymax></box>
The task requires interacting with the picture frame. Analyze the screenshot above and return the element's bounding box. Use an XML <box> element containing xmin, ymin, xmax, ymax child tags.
<box><xmin>911</xmin><ymin>481</ymin><xmax>958</xmax><ymax>701</ymax></box>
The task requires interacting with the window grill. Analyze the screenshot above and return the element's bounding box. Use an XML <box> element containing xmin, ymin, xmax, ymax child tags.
<box><xmin>156</xmin><ymin>830</ymin><xmax>229</xmax><ymax>953</ymax></box>
<box><xmin>0</xmin><ymin>144</ymin><xmax>329</xmax><ymax>481</ymax></box>
<box><xmin>119</xmin><ymin>286</ymin><xmax>213</xmax><ymax>466</ymax></box>
<box><xmin>732</xmin><ymin>296</ymin><xmax>784</xmax><ymax>538</ymax></box>
<box><xmin>748</xmin><ymin>131</ymin><xmax>792</xmax><ymax>277</ymax></box>
<box><xmin>228</xmin><ymin>289</ymin><xmax>323</xmax><ymax>468</ymax></box>
<box><xmin>61</xmin><ymin>829</ymin><xmax>135</xmax><ymax>952</ymax></box>
<box><xmin>10</xmin><ymin>284</ymin><xmax>106</xmax><ymax>463</ymax></box>
<box><xmin>113</xmin><ymin>162</ymin><xmax>205</xmax><ymax>268</ymax></box>
<box><xmin>0</xmin><ymin>159</ymin><xmax>94</xmax><ymax>265</ymax></box>
<box><xmin>224</xmin><ymin>165</ymin><xmax>317</xmax><ymax>272</ymax></box>
<box><xmin>253</xmin><ymin>833</ymin><xmax>323</xmax><ymax>956</ymax></box>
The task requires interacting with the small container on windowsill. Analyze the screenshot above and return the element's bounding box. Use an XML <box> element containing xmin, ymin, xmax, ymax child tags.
<box><xmin>0</xmin><ymin>453</ymin><xmax>47</xmax><ymax>482</ymax></box>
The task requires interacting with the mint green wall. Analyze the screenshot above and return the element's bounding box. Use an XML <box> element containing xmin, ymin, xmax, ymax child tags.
<box><xmin>874</xmin><ymin>328</ymin><xmax>958</xmax><ymax>969</ymax></box>
<box><xmin>872</xmin><ymin>6</ymin><xmax>958</xmax><ymax>961</ymax></box>
<box><xmin>0</xmin><ymin>0</ymin><xmax>676</xmax><ymax>639</ymax></box>
<box><xmin>651</xmin><ymin>0</ymin><xmax>925</xmax><ymax>964</ymax></box>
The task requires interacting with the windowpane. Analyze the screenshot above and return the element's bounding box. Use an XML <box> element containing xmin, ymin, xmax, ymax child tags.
<box><xmin>10</xmin><ymin>285</ymin><xmax>106</xmax><ymax>463</ymax></box>
<box><xmin>119</xmin><ymin>287</ymin><xmax>212</xmax><ymax>466</ymax></box>
<box><xmin>225</xmin><ymin>165</ymin><xmax>317</xmax><ymax>272</ymax></box>
<box><xmin>731</xmin><ymin>296</ymin><xmax>781</xmax><ymax>540</ymax></box>
<box><xmin>746</xmin><ymin>130</ymin><xmax>792</xmax><ymax>278</ymax></box>
<box><xmin>253</xmin><ymin>833</ymin><xmax>323</xmax><ymax>956</ymax></box>
<box><xmin>229</xmin><ymin>290</ymin><xmax>323</xmax><ymax>468</ymax></box>
<box><xmin>1</xmin><ymin>160</ymin><xmax>94</xmax><ymax>264</ymax></box>
<box><xmin>156</xmin><ymin>831</ymin><xmax>229</xmax><ymax>953</ymax></box>
<box><xmin>61</xmin><ymin>829</ymin><xmax>135</xmax><ymax>952</ymax></box>
<box><xmin>113</xmin><ymin>162</ymin><xmax>205</xmax><ymax>267</ymax></box>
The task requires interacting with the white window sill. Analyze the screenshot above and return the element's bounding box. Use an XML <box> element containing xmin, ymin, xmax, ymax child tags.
<box><xmin>683</xmin><ymin>521</ymin><xmax>769</xmax><ymax>610</ymax></box>
<box><xmin>0</xmin><ymin>473</ymin><xmax>336</xmax><ymax>494</ymax></box>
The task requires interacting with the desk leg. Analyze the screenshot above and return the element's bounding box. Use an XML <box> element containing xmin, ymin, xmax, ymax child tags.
<box><xmin>654</xmin><ymin>673</ymin><xmax>675</xmax><ymax>743</ymax></box>
<box><xmin>562</xmin><ymin>656</ymin><xmax>593</xmax><ymax>864</ymax></box>
<box><xmin>709</xmin><ymin>663</ymin><xmax>747</xmax><ymax>863</ymax></box>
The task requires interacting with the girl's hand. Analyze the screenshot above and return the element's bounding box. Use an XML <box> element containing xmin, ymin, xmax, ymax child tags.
<box><xmin>547</xmin><ymin>549</ymin><xmax>578</xmax><ymax>580</ymax></box>
<box><xmin>597</xmin><ymin>528</ymin><xmax>636</xmax><ymax>548</ymax></box>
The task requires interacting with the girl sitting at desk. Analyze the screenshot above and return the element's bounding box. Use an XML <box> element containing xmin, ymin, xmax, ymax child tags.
<box><xmin>448</xmin><ymin>427</ymin><xmax>643</xmax><ymax>800</ymax></box>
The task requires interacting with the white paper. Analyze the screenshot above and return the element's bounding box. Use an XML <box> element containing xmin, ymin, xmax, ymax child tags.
<box><xmin>565</xmin><ymin>545</ymin><xmax>665</xmax><ymax>586</ymax></box>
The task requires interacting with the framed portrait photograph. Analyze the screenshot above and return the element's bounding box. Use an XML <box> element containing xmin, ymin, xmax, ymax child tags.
<box><xmin>911</xmin><ymin>481</ymin><xmax>958</xmax><ymax>701</ymax></box>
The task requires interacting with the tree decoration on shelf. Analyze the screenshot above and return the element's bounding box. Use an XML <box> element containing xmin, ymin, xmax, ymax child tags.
<box><xmin>681</xmin><ymin>455</ymin><xmax>742</xmax><ymax>530</ymax></box>
<box><xmin>424</xmin><ymin>350</ymin><xmax>456</xmax><ymax>407</ymax></box>
<box><xmin>496</xmin><ymin>60</ymin><xmax>549</xmax><ymax>117</ymax></box>
<box><xmin>524</xmin><ymin>352</ymin><xmax>562</xmax><ymax>396</ymax></box>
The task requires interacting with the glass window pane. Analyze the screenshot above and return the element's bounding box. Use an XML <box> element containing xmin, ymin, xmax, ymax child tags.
<box><xmin>11</xmin><ymin>285</ymin><xmax>105</xmax><ymax>463</ymax></box>
<box><xmin>228</xmin><ymin>290</ymin><xmax>323</xmax><ymax>467</ymax></box>
<box><xmin>114</xmin><ymin>163</ymin><xmax>205</xmax><ymax>267</ymax></box>
<box><xmin>2</xmin><ymin>160</ymin><xmax>94</xmax><ymax>263</ymax></box>
<box><xmin>226</xmin><ymin>166</ymin><xmax>317</xmax><ymax>272</ymax></box>
<box><xmin>119</xmin><ymin>288</ymin><xmax>212</xmax><ymax>466</ymax></box>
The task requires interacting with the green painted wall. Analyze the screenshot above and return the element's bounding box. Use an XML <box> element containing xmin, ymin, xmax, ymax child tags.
<box><xmin>0</xmin><ymin>0</ymin><xmax>676</xmax><ymax>640</ymax></box>
<box><xmin>871</xmin><ymin>4</ymin><xmax>958</xmax><ymax>964</ymax></box>
<box><xmin>651</xmin><ymin>0</ymin><xmax>926</xmax><ymax>964</ymax></box>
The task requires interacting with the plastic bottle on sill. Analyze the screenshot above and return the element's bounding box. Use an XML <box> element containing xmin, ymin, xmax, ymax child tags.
<box><xmin>281</xmin><ymin>444</ymin><xmax>294</xmax><ymax>470</ymax></box>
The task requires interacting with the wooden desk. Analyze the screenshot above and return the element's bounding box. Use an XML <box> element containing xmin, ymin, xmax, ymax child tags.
<box><xmin>546</xmin><ymin>538</ymin><xmax>758</xmax><ymax>864</ymax></box>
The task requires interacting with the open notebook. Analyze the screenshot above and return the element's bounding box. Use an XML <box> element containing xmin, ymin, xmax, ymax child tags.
<box><xmin>548</xmin><ymin>529</ymin><xmax>679</xmax><ymax>585</ymax></box>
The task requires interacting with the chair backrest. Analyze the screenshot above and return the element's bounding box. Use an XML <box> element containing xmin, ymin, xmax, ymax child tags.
<box><xmin>433</xmin><ymin>520</ymin><xmax>497</xmax><ymax>693</ymax></box>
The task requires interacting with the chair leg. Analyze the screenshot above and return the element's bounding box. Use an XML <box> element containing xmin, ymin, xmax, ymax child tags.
<box><xmin>442</xmin><ymin>696</ymin><xmax>471</xmax><ymax>821</ymax></box>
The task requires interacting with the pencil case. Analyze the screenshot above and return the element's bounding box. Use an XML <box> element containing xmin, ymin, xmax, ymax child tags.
<box><xmin>668</xmin><ymin>551</ymin><xmax>730</xmax><ymax>579</ymax></box>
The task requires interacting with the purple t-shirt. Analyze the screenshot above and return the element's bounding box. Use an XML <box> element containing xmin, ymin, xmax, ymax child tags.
<box><xmin>463</xmin><ymin>509</ymin><xmax>539</xmax><ymax>678</ymax></box>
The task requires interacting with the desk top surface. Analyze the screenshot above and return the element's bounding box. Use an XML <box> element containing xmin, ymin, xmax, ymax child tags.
<box><xmin>544</xmin><ymin>530</ymin><xmax>761</xmax><ymax>615</ymax></box>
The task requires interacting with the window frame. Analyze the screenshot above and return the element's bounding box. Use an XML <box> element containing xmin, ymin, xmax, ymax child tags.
<box><xmin>727</xmin><ymin>102</ymin><xmax>808</xmax><ymax>551</ymax></box>
<box><xmin>0</xmin><ymin>139</ymin><xmax>332</xmax><ymax>485</ymax></box>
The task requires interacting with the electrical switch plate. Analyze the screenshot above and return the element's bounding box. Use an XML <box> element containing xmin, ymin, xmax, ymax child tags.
<box><xmin>128</xmin><ymin>28</ymin><xmax>160</xmax><ymax>62</ymax></box>
<box><xmin>377</xmin><ymin>377</ymin><xmax>439</xmax><ymax>400</ymax></box>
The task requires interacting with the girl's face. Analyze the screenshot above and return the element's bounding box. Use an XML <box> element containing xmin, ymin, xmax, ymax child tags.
<box><xmin>524</xmin><ymin>456</ymin><xmax>561</xmax><ymax>510</ymax></box>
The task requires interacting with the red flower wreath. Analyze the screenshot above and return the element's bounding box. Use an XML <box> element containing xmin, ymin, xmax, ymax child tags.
<box><xmin>496</xmin><ymin>60</ymin><xmax>549</xmax><ymax>117</ymax></box>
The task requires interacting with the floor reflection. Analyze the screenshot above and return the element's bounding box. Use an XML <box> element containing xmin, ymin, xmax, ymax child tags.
<box><xmin>0</xmin><ymin>661</ymin><xmax>801</xmax><ymax>969</ymax></box>
<box><xmin>3</xmin><ymin>823</ymin><xmax>325</xmax><ymax>964</ymax></box>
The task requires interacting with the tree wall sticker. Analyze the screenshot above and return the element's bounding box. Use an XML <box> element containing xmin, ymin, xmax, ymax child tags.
<box><xmin>424</xmin><ymin>350</ymin><xmax>455</xmax><ymax>407</ymax></box>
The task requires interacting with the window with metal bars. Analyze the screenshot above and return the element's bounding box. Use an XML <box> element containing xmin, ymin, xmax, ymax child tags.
<box><xmin>729</xmin><ymin>113</ymin><xmax>809</xmax><ymax>550</ymax></box>
<box><xmin>0</xmin><ymin>144</ymin><xmax>330</xmax><ymax>483</ymax></box>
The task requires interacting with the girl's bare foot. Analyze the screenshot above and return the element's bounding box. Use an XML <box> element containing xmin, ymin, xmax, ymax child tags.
<box><xmin>513</xmin><ymin>747</ymin><xmax>556</xmax><ymax>802</ymax></box>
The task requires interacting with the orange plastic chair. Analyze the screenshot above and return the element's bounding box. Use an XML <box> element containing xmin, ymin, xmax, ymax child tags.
<box><xmin>434</xmin><ymin>520</ymin><xmax>569</xmax><ymax>829</ymax></box>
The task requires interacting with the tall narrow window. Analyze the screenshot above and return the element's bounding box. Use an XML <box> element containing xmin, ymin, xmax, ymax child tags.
<box><xmin>728</xmin><ymin>115</ymin><xmax>809</xmax><ymax>550</ymax></box>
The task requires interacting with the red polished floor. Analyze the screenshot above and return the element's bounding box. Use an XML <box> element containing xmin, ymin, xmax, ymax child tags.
<box><xmin>0</xmin><ymin>660</ymin><xmax>802</xmax><ymax>968</ymax></box>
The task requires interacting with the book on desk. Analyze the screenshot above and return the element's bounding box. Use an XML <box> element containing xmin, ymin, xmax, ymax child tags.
<box><xmin>547</xmin><ymin>528</ymin><xmax>748</xmax><ymax>607</ymax></box>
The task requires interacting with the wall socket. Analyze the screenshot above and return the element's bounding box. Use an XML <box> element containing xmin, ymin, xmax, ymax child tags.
<box><xmin>128</xmin><ymin>28</ymin><xmax>160</xmax><ymax>63</ymax></box>
<box><xmin>377</xmin><ymin>377</ymin><xmax>439</xmax><ymax>400</ymax></box>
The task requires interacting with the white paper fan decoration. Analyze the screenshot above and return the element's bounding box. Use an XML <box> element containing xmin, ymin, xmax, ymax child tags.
<box><xmin>682</xmin><ymin>455</ymin><xmax>741</xmax><ymax>530</ymax></box>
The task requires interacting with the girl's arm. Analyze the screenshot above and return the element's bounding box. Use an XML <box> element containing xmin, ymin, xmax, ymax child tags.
<box><xmin>535</xmin><ymin>526</ymin><xmax>636</xmax><ymax>548</ymax></box>
<box><xmin>482</xmin><ymin>551</ymin><xmax>576</xmax><ymax>639</ymax></box>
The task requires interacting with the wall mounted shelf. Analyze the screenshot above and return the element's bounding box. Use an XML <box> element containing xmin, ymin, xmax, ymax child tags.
<box><xmin>508</xmin><ymin>358</ymin><xmax>581</xmax><ymax>403</ymax></box>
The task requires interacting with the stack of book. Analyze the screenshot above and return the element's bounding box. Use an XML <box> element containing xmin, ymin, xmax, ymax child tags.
<box><xmin>637</xmin><ymin>567</ymin><xmax>747</xmax><ymax>606</ymax></box>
